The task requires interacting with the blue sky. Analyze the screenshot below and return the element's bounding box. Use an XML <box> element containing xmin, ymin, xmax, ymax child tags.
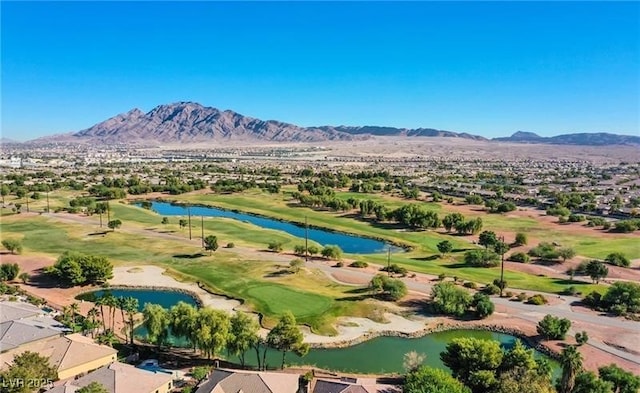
<box><xmin>2</xmin><ymin>1</ymin><xmax>639</xmax><ymax>141</ymax></box>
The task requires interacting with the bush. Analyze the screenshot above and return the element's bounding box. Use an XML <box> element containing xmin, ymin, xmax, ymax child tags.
<box><xmin>514</xmin><ymin>232</ymin><xmax>528</xmax><ymax>246</ymax></box>
<box><xmin>321</xmin><ymin>245</ymin><xmax>343</xmax><ymax>260</ymax></box>
<box><xmin>335</xmin><ymin>261</ymin><xmax>344</xmax><ymax>268</ymax></box>
<box><xmin>472</xmin><ymin>293</ymin><xmax>495</xmax><ymax>319</ymax></box>
<box><xmin>568</xmin><ymin>214</ymin><xmax>585</xmax><ymax>222</ymax></box>
<box><xmin>464</xmin><ymin>249</ymin><xmax>500</xmax><ymax>267</ymax></box>
<box><xmin>527</xmin><ymin>294</ymin><xmax>548</xmax><ymax>305</ymax></box>
<box><xmin>380</xmin><ymin>263</ymin><xmax>408</xmax><ymax>275</ymax></box>
<box><xmin>508</xmin><ymin>252</ymin><xmax>530</xmax><ymax>263</ymax></box>
<box><xmin>267</xmin><ymin>241</ymin><xmax>283</xmax><ymax>252</ymax></box>
<box><xmin>583</xmin><ymin>291</ymin><xmax>602</xmax><ymax>308</ymax></box>
<box><xmin>349</xmin><ymin>261</ymin><xmax>368</xmax><ymax>268</ymax></box>
<box><xmin>482</xmin><ymin>284</ymin><xmax>500</xmax><ymax>295</ymax></box>
<box><xmin>0</xmin><ymin>263</ymin><xmax>20</xmax><ymax>281</ymax></box>
<box><xmin>438</xmin><ymin>273</ymin><xmax>446</xmax><ymax>281</ymax></box>
<box><xmin>604</xmin><ymin>252</ymin><xmax>630</xmax><ymax>267</ymax></box>
<box><xmin>516</xmin><ymin>292</ymin><xmax>528</xmax><ymax>302</ymax></box>
<box><xmin>536</xmin><ymin>314</ymin><xmax>571</xmax><ymax>340</ymax></box>
<box><xmin>463</xmin><ymin>281</ymin><xmax>478</xmax><ymax>289</ymax></box>
<box><xmin>562</xmin><ymin>286</ymin><xmax>579</xmax><ymax>296</ymax></box>
<box><xmin>226</xmin><ymin>242</ymin><xmax>235</xmax><ymax>248</ymax></box>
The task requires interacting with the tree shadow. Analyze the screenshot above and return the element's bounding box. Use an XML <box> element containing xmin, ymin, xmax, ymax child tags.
<box><xmin>411</xmin><ymin>255</ymin><xmax>439</xmax><ymax>261</ymax></box>
<box><xmin>88</xmin><ymin>231</ymin><xmax>109</xmax><ymax>236</ymax></box>
<box><xmin>264</xmin><ymin>269</ymin><xmax>293</xmax><ymax>278</ymax></box>
<box><xmin>172</xmin><ymin>253</ymin><xmax>206</xmax><ymax>259</ymax></box>
<box><xmin>443</xmin><ymin>262</ymin><xmax>470</xmax><ymax>269</ymax></box>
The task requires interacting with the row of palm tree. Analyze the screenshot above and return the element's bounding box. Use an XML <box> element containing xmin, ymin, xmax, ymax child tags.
<box><xmin>75</xmin><ymin>293</ymin><xmax>139</xmax><ymax>345</ymax></box>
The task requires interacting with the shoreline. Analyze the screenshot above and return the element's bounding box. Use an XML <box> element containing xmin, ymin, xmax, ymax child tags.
<box><xmin>104</xmin><ymin>266</ymin><xmax>557</xmax><ymax>359</ymax></box>
<box><xmin>131</xmin><ymin>197</ymin><xmax>413</xmax><ymax>252</ymax></box>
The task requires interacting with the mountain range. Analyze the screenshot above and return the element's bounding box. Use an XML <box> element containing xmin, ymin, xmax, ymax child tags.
<box><xmin>26</xmin><ymin>102</ymin><xmax>640</xmax><ymax>146</ymax></box>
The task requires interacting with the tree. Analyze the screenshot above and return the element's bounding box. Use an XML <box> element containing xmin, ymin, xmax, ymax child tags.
<box><xmin>179</xmin><ymin>219</ymin><xmax>188</xmax><ymax>230</ymax></box>
<box><xmin>122</xmin><ymin>297</ymin><xmax>139</xmax><ymax>345</ymax></box>
<box><xmin>494</xmin><ymin>368</ymin><xmax>555</xmax><ymax>393</ymax></box>
<box><xmin>77</xmin><ymin>382</ymin><xmax>109</xmax><ymax>393</ymax></box>
<box><xmin>47</xmin><ymin>251</ymin><xmax>112</xmax><ymax>286</ymax></box>
<box><xmin>0</xmin><ymin>351</ymin><xmax>57</xmax><ymax>393</ymax></box>
<box><xmin>405</xmin><ymin>366</ymin><xmax>470</xmax><ymax>393</ymax></box>
<box><xmin>558</xmin><ymin>247</ymin><xmax>576</xmax><ymax>262</ymax></box>
<box><xmin>384</xmin><ymin>278</ymin><xmax>408</xmax><ymax>301</ymax></box>
<box><xmin>478</xmin><ymin>231</ymin><xmax>498</xmax><ymax>249</ymax></box>
<box><xmin>471</xmin><ymin>293</ymin><xmax>494</xmax><ymax>319</ymax></box>
<box><xmin>190</xmin><ymin>366</ymin><xmax>211</xmax><ymax>383</ymax></box>
<box><xmin>94</xmin><ymin>202</ymin><xmax>107</xmax><ymax>227</ymax></box>
<box><xmin>321</xmin><ymin>245</ymin><xmax>343</xmax><ymax>260</ymax></box>
<box><xmin>107</xmin><ymin>219</ymin><xmax>122</xmax><ymax>231</ymax></box>
<box><xmin>403</xmin><ymin>351</ymin><xmax>426</xmax><ymax>373</ymax></box>
<box><xmin>18</xmin><ymin>272</ymin><xmax>30</xmax><ymax>284</ymax></box>
<box><xmin>494</xmin><ymin>241</ymin><xmax>509</xmax><ymax>257</ymax></box>
<box><xmin>143</xmin><ymin>303</ymin><xmax>170</xmax><ymax>348</ymax></box>
<box><xmin>599</xmin><ymin>364</ymin><xmax>640</xmax><ymax>393</ymax></box>
<box><xmin>601</xmin><ymin>281</ymin><xmax>640</xmax><ymax>315</ymax></box>
<box><xmin>585</xmin><ymin>260</ymin><xmax>608</xmax><ymax>283</ymax></box>
<box><xmin>228</xmin><ymin>312</ymin><xmax>260</xmax><ymax>366</ymax></box>
<box><xmin>604</xmin><ymin>252</ymin><xmax>630</xmax><ymax>267</ymax></box>
<box><xmin>204</xmin><ymin>235</ymin><xmax>219</xmax><ymax>255</ymax></box>
<box><xmin>268</xmin><ymin>241</ymin><xmax>284</xmax><ymax>253</ymax></box>
<box><xmin>557</xmin><ymin>345</ymin><xmax>583</xmax><ymax>393</ymax></box>
<box><xmin>575</xmin><ymin>331</ymin><xmax>589</xmax><ymax>346</ymax></box>
<box><xmin>537</xmin><ymin>314</ymin><xmax>571</xmax><ymax>340</ymax></box>
<box><xmin>0</xmin><ymin>263</ymin><xmax>20</xmax><ymax>281</ymax></box>
<box><xmin>1</xmin><ymin>239</ymin><xmax>23</xmax><ymax>255</ymax></box>
<box><xmin>307</xmin><ymin>245</ymin><xmax>319</xmax><ymax>257</ymax></box>
<box><xmin>289</xmin><ymin>258</ymin><xmax>304</xmax><ymax>273</ymax></box>
<box><xmin>514</xmin><ymin>232</ymin><xmax>528</xmax><ymax>246</ymax></box>
<box><xmin>195</xmin><ymin>307</ymin><xmax>230</xmax><ymax>359</ymax></box>
<box><xmin>266</xmin><ymin>311</ymin><xmax>307</xmax><ymax>369</ymax></box>
<box><xmin>572</xmin><ymin>371</ymin><xmax>613</xmax><ymax>393</ymax></box>
<box><xmin>161</xmin><ymin>217</ymin><xmax>169</xmax><ymax>225</ymax></box>
<box><xmin>464</xmin><ymin>249</ymin><xmax>499</xmax><ymax>267</ymax></box>
<box><xmin>170</xmin><ymin>302</ymin><xmax>199</xmax><ymax>351</ymax></box>
<box><xmin>440</xmin><ymin>337</ymin><xmax>503</xmax><ymax>392</ymax></box>
<box><xmin>437</xmin><ymin>240</ymin><xmax>453</xmax><ymax>256</ymax></box>
<box><xmin>1</xmin><ymin>184</ymin><xmax>9</xmax><ymax>204</ymax></box>
<box><xmin>443</xmin><ymin>213</ymin><xmax>465</xmax><ymax>232</ymax></box>
<box><xmin>431</xmin><ymin>282</ymin><xmax>472</xmax><ymax>317</ymax></box>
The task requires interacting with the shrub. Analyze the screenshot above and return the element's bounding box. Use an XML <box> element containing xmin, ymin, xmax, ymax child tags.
<box><xmin>321</xmin><ymin>245</ymin><xmax>343</xmax><ymax>260</ymax></box>
<box><xmin>527</xmin><ymin>294</ymin><xmax>548</xmax><ymax>305</ymax></box>
<box><xmin>508</xmin><ymin>252</ymin><xmax>530</xmax><ymax>263</ymax></box>
<box><xmin>267</xmin><ymin>241</ymin><xmax>283</xmax><ymax>252</ymax></box>
<box><xmin>562</xmin><ymin>286</ymin><xmax>579</xmax><ymax>296</ymax></box>
<box><xmin>349</xmin><ymin>261</ymin><xmax>368</xmax><ymax>268</ymax></box>
<box><xmin>583</xmin><ymin>291</ymin><xmax>602</xmax><ymax>309</ymax></box>
<box><xmin>516</xmin><ymin>292</ymin><xmax>528</xmax><ymax>302</ymax></box>
<box><xmin>463</xmin><ymin>281</ymin><xmax>478</xmax><ymax>289</ymax></box>
<box><xmin>472</xmin><ymin>293</ymin><xmax>495</xmax><ymax>319</ymax></box>
<box><xmin>226</xmin><ymin>242</ymin><xmax>235</xmax><ymax>248</ymax></box>
<box><xmin>380</xmin><ymin>263</ymin><xmax>408</xmax><ymax>275</ymax></box>
<box><xmin>514</xmin><ymin>232</ymin><xmax>528</xmax><ymax>246</ymax></box>
<box><xmin>482</xmin><ymin>284</ymin><xmax>500</xmax><ymax>295</ymax></box>
<box><xmin>335</xmin><ymin>261</ymin><xmax>344</xmax><ymax>267</ymax></box>
<box><xmin>438</xmin><ymin>273</ymin><xmax>447</xmax><ymax>281</ymax></box>
<box><xmin>536</xmin><ymin>314</ymin><xmax>571</xmax><ymax>340</ymax></box>
<box><xmin>568</xmin><ymin>214</ymin><xmax>585</xmax><ymax>222</ymax></box>
<box><xmin>604</xmin><ymin>252</ymin><xmax>630</xmax><ymax>267</ymax></box>
<box><xmin>464</xmin><ymin>249</ymin><xmax>500</xmax><ymax>267</ymax></box>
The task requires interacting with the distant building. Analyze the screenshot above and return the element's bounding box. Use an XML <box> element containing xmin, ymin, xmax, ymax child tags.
<box><xmin>311</xmin><ymin>377</ymin><xmax>401</xmax><ymax>393</ymax></box>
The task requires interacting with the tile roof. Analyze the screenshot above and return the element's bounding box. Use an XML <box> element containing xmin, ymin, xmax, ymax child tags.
<box><xmin>0</xmin><ymin>301</ymin><xmax>42</xmax><ymax>323</ymax></box>
<box><xmin>195</xmin><ymin>369</ymin><xmax>299</xmax><ymax>393</ymax></box>
<box><xmin>46</xmin><ymin>362</ymin><xmax>173</xmax><ymax>393</ymax></box>
<box><xmin>0</xmin><ymin>333</ymin><xmax>117</xmax><ymax>373</ymax></box>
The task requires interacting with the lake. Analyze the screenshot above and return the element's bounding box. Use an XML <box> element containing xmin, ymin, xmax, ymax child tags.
<box><xmin>78</xmin><ymin>289</ymin><xmax>556</xmax><ymax>375</ymax></box>
<box><xmin>142</xmin><ymin>201</ymin><xmax>400</xmax><ymax>254</ymax></box>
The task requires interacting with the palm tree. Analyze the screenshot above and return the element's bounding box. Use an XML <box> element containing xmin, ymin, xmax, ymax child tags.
<box><xmin>95</xmin><ymin>296</ymin><xmax>106</xmax><ymax>333</ymax></box>
<box><xmin>558</xmin><ymin>345</ymin><xmax>583</xmax><ymax>393</ymax></box>
<box><xmin>70</xmin><ymin>302</ymin><xmax>80</xmax><ymax>327</ymax></box>
<box><xmin>96</xmin><ymin>330</ymin><xmax>118</xmax><ymax>347</ymax></box>
<box><xmin>116</xmin><ymin>297</ymin><xmax>127</xmax><ymax>342</ymax></box>
<box><xmin>86</xmin><ymin>307</ymin><xmax>100</xmax><ymax>338</ymax></box>
<box><xmin>123</xmin><ymin>297</ymin><xmax>139</xmax><ymax>345</ymax></box>
<box><xmin>101</xmin><ymin>292</ymin><xmax>118</xmax><ymax>332</ymax></box>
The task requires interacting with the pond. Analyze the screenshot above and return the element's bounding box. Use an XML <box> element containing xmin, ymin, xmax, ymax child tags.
<box><xmin>140</xmin><ymin>201</ymin><xmax>400</xmax><ymax>254</ymax></box>
<box><xmin>78</xmin><ymin>289</ymin><xmax>556</xmax><ymax>375</ymax></box>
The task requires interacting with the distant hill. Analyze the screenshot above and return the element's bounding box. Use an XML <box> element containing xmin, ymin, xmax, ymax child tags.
<box><xmin>35</xmin><ymin>102</ymin><xmax>485</xmax><ymax>145</ymax></box>
<box><xmin>26</xmin><ymin>102</ymin><xmax>638</xmax><ymax>146</ymax></box>
<box><xmin>494</xmin><ymin>131</ymin><xmax>640</xmax><ymax>146</ymax></box>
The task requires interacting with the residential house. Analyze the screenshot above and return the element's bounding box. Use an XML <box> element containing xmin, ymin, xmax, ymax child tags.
<box><xmin>311</xmin><ymin>377</ymin><xmax>401</xmax><ymax>393</ymax></box>
<box><xmin>195</xmin><ymin>368</ymin><xmax>300</xmax><ymax>393</ymax></box>
<box><xmin>0</xmin><ymin>301</ymin><xmax>66</xmax><ymax>352</ymax></box>
<box><xmin>0</xmin><ymin>333</ymin><xmax>118</xmax><ymax>380</ymax></box>
<box><xmin>45</xmin><ymin>362</ymin><xmax>173</xmax><ymax>393</ymax></box>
